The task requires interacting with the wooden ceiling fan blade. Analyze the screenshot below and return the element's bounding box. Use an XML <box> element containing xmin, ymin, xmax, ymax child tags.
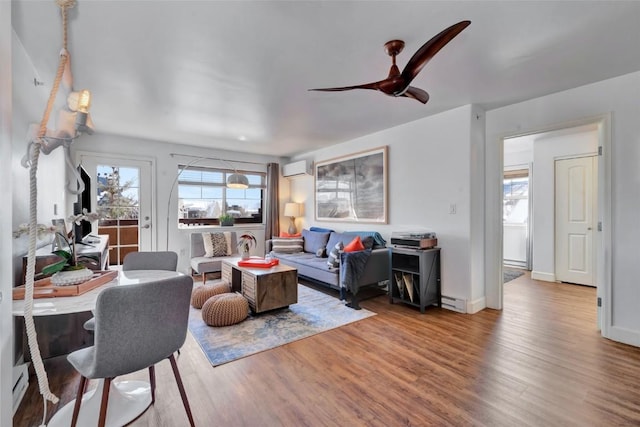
<box><xmin>309</xmin><ymin>81</ymin><xmax>382</xmax><ymax>92</ymax></box>
<box><xmin>402</xmin><ymin>86</ymin><xmax>430</xmax><ymax>104</ymax></box>
<box><xmin>400</xmin><ymin>20</ymin><xmax>471</xmax><ymax>85</ymax></box>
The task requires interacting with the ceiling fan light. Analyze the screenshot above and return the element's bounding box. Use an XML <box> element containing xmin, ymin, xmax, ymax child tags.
<box><xmin>76</xmin><ymin>89</ymin><xmax>92</xmax><ymax>113</ymax></box>
<box><xmin>67</xmin><ymin>89</ymin><xmax>92</xmax><ymax>113</ymax></box>
<box><xmin>227</xmin><ymin>173</ymin><xmax>249</xmax><ymax>189</ymax></box>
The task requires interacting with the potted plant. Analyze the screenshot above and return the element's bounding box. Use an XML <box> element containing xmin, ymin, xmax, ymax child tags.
<box><xmin>219</xmin><ymin>213</ymin><xmax>234</xmax><ymax>226</ymax></box>
<box><xmin>237</xmin><ymin>232</ymin><xmax>257</xmax><ymax>260</ymax></box>
<box><xmin>41</xmin><ymin>210</ymin><xmax>100</xmax><ymax>285</ymax></box>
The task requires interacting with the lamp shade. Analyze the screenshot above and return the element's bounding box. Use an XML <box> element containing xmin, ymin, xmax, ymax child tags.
<box><xmin>284</xmin><ymin>202</ymin><xmax>301</xmax><ymax>218</ymax></box>
<box><xmin>227</xmin><ymin>173</ymin><xmax>249</xmax><ymax>189</ymax></box>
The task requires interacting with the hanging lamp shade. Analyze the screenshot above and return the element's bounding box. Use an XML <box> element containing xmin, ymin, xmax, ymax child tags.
<box><xmin>227</xmin><ymin>172</ymin><xmax>249</xmax><ymax>189</ymax></box>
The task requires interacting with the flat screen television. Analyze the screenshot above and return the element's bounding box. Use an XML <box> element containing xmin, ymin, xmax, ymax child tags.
<box><xmin>73</xmin><ymin>165</ymin><xmax>93</xmax><ymax>243</ymax></box>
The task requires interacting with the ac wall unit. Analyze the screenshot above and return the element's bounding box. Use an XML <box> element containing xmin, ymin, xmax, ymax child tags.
<box><xmin>282</xmin><ymin>160</ymin><xmax>311</xmax><ymax>177</ymax></box>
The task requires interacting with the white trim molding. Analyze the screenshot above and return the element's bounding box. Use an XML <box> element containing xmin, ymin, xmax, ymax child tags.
<box><xmin>530</xmin><ymin>271</ymin><xmax>556</xmax><ymax>282</ymax></box>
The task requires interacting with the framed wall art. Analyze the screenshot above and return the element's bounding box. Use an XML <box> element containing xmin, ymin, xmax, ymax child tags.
<box><xmin>315</xmin><ymin>146</ymin><xmax>388</xmax><ymax>223</ymax></box>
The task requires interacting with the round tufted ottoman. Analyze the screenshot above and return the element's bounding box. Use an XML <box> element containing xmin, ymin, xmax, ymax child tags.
<box><xmin>202</xmin><ymin>293</ymin><xmax>249</xmax><ymax>327</ymax></box>
<box><xmin>190</xmin><ymin>281</ymin><xmax>231</xmax><ymax>309</ymax></box>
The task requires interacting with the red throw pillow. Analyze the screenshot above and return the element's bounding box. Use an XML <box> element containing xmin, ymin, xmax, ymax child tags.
<box><xmin>344</xmin><ymin>235</ymin><xmax>365</xmax><ymax>252</ymax></box>
<box><xmin>279</xmin><ymin>231</ymin><xmax>301</xmax><ymax>238</ymax></box>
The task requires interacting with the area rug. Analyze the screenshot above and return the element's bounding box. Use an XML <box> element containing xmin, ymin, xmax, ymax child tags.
<box><xmin>188</xmin><ymin>283</ymin><xmax>376</xmax><ymax>366</ymax></box>
<box><xmin>504</xmin><ymin>268</ymin><xmax>525</xmax><ymax>283</ymax></box>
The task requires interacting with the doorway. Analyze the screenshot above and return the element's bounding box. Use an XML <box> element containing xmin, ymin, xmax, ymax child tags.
<box><xmin>78</xmin><ymin>153</ymin><xmax>155</xmax><ymax>266</ymax></box>
<box><xmin>500</xmin><ymin>122</ymin><xmax>601</xmax><ymax>319</ymax></box>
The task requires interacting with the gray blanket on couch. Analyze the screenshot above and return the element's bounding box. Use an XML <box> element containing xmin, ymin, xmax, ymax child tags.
<box><xmin>339</xmin><ymin>249</ymin><xmax>372</xmax><ymax>299</ymax></box>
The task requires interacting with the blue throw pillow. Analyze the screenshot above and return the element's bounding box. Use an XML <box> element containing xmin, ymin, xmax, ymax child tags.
<box><xmin>302</xmin><ymin>229</ymin><xmax>330</xmax><ymax>255</ymax></box>
<box><xmin>326</xmin><ymin>232</ymin><xmax>355</xmax><ymax>253</ymax></box>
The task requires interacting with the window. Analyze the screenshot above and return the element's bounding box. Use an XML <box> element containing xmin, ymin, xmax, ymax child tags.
<box><xmin>503</xmin><ymin>170</ymin><xmax>529</xmax><ymax>224</ymax></box>
<box><xmin>177</xmin><ymin>165</ymin><xmax>265</xmax><ymax>225</ymax></box>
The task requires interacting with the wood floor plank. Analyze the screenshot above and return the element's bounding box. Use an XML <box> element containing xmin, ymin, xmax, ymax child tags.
<box><xmin>13</xmin><ymin>273</ymin><xmax>640</xmax><ymax>426</ymax></box>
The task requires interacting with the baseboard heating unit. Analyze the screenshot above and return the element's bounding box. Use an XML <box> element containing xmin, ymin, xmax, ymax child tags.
<box><xmin>441</xmin><ymin>295</ymin><xmax>466</xmax><ymax>313</ymax></box>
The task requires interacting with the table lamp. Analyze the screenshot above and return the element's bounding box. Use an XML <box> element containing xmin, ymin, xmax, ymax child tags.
<box><xmin>284</xmin><ymin>203</ymin><xmax>301</xmax><ymax>234</ymax></box>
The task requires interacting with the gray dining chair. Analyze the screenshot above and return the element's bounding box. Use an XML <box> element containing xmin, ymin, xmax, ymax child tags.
<box><xmin>67</xmin><ymin>274</ymin><xmax>195</xmax><ymax>427</ymax></box>
<box><xmin>122</xmin><ymin>250</ymin><xmax>178</xmax><ymax>271</ymax></box>
<box><xmin>84</xmin><ymin>251</ymin><xmax>179</xmax><ymax>331</ymax></box>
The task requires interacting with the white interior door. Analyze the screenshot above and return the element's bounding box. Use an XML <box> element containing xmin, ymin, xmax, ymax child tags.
<box><xmin>555</xmin><ymin>156</ymin><xmax>597</xmax><ymax>286</ymax></box>
<box><xmin>79</xmin><ymin>154</ymin><xmax>153</xmax><ymax>265</ymax></box>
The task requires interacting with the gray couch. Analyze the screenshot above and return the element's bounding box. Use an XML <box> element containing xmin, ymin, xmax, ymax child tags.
<box><xmin>267</xmin><ymin>229</ymin><xmax>390</xmax><ymax>309</ymax></box>
<box><xmin>190</xmin><ymin>232</ymin><xmax>238</xmax><ymax>282</ymax></box>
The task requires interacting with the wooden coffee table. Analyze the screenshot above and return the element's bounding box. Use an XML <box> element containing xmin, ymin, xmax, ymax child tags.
<box><xmin>221</xmin><ymin>258</ymin><xmax>298</xmax><ymax>313</ymax></box>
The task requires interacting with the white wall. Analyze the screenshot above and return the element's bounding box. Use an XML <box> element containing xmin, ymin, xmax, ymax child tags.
<box><xmin>530</xmin><ymin>128</ymin><xmax>598</xmax><ymax>280</ymax></box>
<box><xmin>1</xmin><ymin>2</ymin><xmax>13</xmax><ymax>424</ymax></box>
<box><xmin>504</xmin><ymin>137</ymin><xmax>533</xmax><ymax>167</ymax></box>
<box><xmin>486</xmin><ymin>71</ymin><xmax>640</xmax><ymax>347</ymax></box>
<box><xmin>71</xmin><ymin>134</ymin><xmax>285</xmax><ymax>274</ymax></box>
<box><xmin>290</xmin><ymin>105</ymin><xmax>483</xmax><ymax>310</ymax></box>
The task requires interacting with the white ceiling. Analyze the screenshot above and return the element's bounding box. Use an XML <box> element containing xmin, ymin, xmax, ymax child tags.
<box><xmin>11</xmin><ymin>1</ymin><xmax>640</xmax><ymax>157</ymax></box>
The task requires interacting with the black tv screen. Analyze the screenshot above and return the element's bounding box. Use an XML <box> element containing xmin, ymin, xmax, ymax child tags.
<box><xmin>74</xmin><ymin>165</ymin><xmax>92</xmax><ymax>243</ymax></box>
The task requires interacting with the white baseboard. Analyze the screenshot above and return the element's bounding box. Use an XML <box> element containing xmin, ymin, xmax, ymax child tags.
<box><xmin>531</xmin><ymin>271</ymin><xmax>556</xmax><ymax>282</ymax></box>
<box><xmin>467</xmin><ymin>297</ymin><xmax>486</xmax><ymax>314</ymax></box>
<box><xmin>607</xmin><ymin>326</ymin><xmax>640</xmax><ymax>347</ymax></box>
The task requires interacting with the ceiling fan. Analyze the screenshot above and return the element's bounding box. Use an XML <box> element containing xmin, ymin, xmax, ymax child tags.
<box><xmin>309</xmin><ymin>20</ymin><xmax>471</xmax><ymax>104</ymax></box>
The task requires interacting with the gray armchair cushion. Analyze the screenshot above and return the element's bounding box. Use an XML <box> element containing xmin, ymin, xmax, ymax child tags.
<box><xmin>190</xmin><ymin>232</ymin><xmax>237</xmax><ymax>275</ymax></box>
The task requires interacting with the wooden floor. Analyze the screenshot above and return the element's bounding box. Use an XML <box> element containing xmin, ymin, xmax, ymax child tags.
<box><xmin>14</xmin><ymin>273</ymin><xmax>640</xmax><ymax>426</ymax></box>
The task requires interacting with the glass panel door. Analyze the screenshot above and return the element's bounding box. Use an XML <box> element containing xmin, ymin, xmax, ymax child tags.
<box><xmin>503</xmin><ymin>170</ymin><xmax>529</xmax><ymax>268</ymax></box>
<box><xmin>80</xmin><ymin>155</ymin><xmax>153</xmax><ymax>266</ymax></box>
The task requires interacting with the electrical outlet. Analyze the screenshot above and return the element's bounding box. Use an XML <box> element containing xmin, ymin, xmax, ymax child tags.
<box><xmin>449</xmin><ymin>203</ymin><xmax>457</xmax><ymax>214</ymax></box>
<box><xmin>180</xmin><ymin>248</ymin><xmax>187</xmax><ymax>256</ymax></box>
<box><xmin>0</xmin><ymin>291</ymin><xmax>3</xmax><ymax>303</ymax></box>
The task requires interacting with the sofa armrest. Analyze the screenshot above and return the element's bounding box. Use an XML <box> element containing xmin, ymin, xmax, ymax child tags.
<box><xmin>357</xmin><ymin>247</ymin><xmax>390</xmax><ymax>286</ymax></box>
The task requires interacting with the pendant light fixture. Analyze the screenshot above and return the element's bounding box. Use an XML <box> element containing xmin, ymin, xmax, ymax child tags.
<box><xmin>227</xmin><ymin>171</ymin><xmax>249</xmax><ymax>189</ymax></box>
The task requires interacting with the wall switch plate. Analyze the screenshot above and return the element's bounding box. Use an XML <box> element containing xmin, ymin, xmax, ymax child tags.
<box><xmin>449</xmin><ymin>204</ymin><xmax>457</xmax><ymax>214</ymax></box>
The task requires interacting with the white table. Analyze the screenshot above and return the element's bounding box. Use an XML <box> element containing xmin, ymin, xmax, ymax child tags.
<box><xmin>12</xmin><ymin>269</ymin><xmax>182</xmax><ymax>317</ymax></box>
<box><xmin>13</xmin><ymin>269</ymin><xmax>185</xmax><ymax>427</ymax></box>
